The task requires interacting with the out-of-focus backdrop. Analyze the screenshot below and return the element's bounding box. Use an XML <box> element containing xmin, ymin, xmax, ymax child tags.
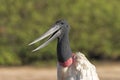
<box><xmin>0</xmin><ymin>0</ymin><xmax>120</xmax><ymax>80</ymax></box>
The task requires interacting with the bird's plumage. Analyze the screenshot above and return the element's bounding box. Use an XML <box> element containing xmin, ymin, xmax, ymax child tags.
<box><xmin>57</xmin><ymin>52</ymin><xmax>99</xmax><ymax>80</ymax></box>
<box><xmin>29</xmin><ymin>20</ymin><xmax>99</xmax><ymax>80</ymax></box>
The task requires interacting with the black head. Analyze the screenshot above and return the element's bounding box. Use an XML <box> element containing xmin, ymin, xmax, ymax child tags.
<box><xmin>29</xmin><ymin>19</ymin><xmax>70</xmax><ymax>52</ymax></box>
<box><xmin>55</xmin><ymin>20</ymin><xmax>70</xmax><ymax>39</ymax></box>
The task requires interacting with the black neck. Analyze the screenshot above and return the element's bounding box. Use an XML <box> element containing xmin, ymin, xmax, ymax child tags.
<box><xmin>57</xmin><ymin>33</ymin><xmax>72</xmax><ymax>63</ymax></box>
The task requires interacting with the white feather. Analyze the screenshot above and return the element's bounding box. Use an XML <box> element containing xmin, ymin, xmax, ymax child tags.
<box><xmin>57</xmin><ymin>52</ymin><xmax>99</xmax><ymax>80</ymax></box>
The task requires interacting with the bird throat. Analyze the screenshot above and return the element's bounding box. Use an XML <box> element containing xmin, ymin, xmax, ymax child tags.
<box><xmin>57</xmin><ymin>33</ymin><xmax>72</xmax><ymax>63</ymax></box>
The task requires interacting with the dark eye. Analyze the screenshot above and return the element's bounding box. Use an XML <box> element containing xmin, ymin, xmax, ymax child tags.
<box><xmin>61</xmin><ymin>22</ymin><xmax>64</xmax><ymax>25</ymax></box>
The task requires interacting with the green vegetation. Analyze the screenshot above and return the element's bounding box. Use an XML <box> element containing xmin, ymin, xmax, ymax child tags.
<box><xmin>0</xmin><ymin>0</ymin><xmax>120</xmax><ymax>65</ymax></box>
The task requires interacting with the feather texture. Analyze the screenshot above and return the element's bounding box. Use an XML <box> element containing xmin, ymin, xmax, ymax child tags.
<box><xmin>57</xmin><ymin>52</ymin><xmax>99</xmax><ymax>80</ymax></box>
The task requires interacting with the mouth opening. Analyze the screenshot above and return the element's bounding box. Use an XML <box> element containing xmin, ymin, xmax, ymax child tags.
<box><xmin>29</xmin><ymin>25</ymin><xmax>61</xmax><ymax>52</ymax></box>
<box><xmin>48</xmin><ymin>28</ymin><xmax>61</xmax><ymax>40</ymax></box>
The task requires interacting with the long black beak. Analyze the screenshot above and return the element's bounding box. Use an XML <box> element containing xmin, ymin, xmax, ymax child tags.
<box><xmin>29</xmin><ymin>25</ymin><xmax>61</xmax><ymax>52</ymax></box>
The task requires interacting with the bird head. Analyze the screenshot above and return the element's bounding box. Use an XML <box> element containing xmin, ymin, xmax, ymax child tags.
<box><xmin>29</xmin><ymin>20</ymin><xmax>70</xmax><ymax>52</ymax></box>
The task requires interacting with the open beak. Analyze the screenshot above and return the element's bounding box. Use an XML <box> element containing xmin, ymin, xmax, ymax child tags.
<box><xmin>29</xmin><ymin>25</ymin><xmax>61</xmax><ymax>52</ymax></box>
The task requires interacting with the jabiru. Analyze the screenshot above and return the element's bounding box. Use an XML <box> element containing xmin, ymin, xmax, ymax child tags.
<box><xmin>29</xmin><ymin>20</ymin><xmax>99</xmax><ymax>80</ymax></box>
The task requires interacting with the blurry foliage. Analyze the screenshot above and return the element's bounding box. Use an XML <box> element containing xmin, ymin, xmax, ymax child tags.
<box><xmin>0</xmin><ymin>0</ymin><xmax>120</xmax><ymax>65</ymax></box>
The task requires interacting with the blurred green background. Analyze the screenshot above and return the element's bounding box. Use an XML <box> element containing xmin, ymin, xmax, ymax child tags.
<box><xmin>0</xmin><ymin>0</ymin><xmax>120</xmax><ymax>66</ymax></box>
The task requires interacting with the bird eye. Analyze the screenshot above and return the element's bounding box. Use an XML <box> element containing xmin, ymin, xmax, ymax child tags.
<box><xmin>61</xmin><ymin>22</ymin><xmax>64</xmax><ymax>25</ymax></box>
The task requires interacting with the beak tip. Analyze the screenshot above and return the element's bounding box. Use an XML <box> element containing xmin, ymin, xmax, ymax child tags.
<box><xmin>28</xmin><ymin>42</ymin><xmax>33</xmax><ymax>46</ymax></box>
<box><xmin>32</xmin><ymin>49</ymin><xmax>38</xmax><ymax>52</ymax></box>
<box><xmin>32</xmin><ymin>50</ymin><xmax>35</xmax><ymax>52</ymax></box>
<box><xmin>28</xmin><ymin>44</ymin><xmax>31</xmax><ymax>46</ymax></box>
